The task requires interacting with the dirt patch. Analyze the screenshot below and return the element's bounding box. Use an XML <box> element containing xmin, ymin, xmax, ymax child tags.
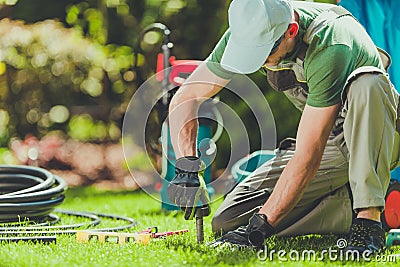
<box><xmin>9</xmin><ymin>135</ymin><xmax>155</xmax><ymax>190</ymax></box>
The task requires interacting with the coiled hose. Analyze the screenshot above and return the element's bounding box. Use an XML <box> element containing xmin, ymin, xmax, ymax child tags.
<box><xmin>0</xmin><ymin>165</ymin><xmax>137</xmax><ymax>236</ymax></box>
<box><xmin>0</xmin><ymin>165</ymin><xmax>66</xmax><ymax>223</ymax></box>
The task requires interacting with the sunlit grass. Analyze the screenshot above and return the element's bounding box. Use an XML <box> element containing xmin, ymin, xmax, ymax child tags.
<box><xmin>0</xmin><ymin>187</ymin><xmax>399</xmax><ymax>267</ymax></box>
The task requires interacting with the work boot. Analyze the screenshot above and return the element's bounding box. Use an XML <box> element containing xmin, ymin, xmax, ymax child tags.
<box><xmin>344</xmin><ymin>218</ymin><xmax>386</xmax><ymax>255</ymax></box>
<box><xmin>208</xmin><ymin>213</ymin><xmax>274</xmax><ymax>249</ymax></box>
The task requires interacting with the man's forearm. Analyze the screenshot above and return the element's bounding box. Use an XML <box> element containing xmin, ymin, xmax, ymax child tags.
<box><xmin>259</xmin><ymin>152</ymin><xmax>322</xmax><ymax>227</ymax></box>
<box><xmin>167</xmin><ymin>63</ymin><xmax>229</xmax><ymax>159</ymax></box>
<box><xmin>169</xmin><ymin>91</ymin><xmax>199</xmax><ymax>158</ymax></box>
<box><xmin>259</xmin><ymin>103</ymin><xmax>340</xmax><ymax>228</ymax></box>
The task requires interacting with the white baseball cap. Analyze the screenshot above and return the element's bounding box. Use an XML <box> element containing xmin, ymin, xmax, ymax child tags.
<box><xmin>221</xmin><ymin>0</ymin><xmax>294</xmax><ymax>74</ymax></box>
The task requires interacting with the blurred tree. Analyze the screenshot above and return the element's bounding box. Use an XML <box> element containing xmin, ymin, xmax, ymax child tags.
<box><xmin>0</xmin><ymin>0</ymin><xmax>233</xmax><ymax>151</ymax></box>
<box><xmin>0</xmin><ymin>19</ymin><xmax>135</xmax><ymax>144</ymax></box>
<box><xmin>0</xmin><ymin>0</ymin><xmax>333</xmax><ymax>168</ymax></box>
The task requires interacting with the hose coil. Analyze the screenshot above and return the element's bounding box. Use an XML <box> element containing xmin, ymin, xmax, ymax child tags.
<box><xmin>0</xmin><ymin>165</ymin><xmax>67</xmax><ymax>223</ymax></box>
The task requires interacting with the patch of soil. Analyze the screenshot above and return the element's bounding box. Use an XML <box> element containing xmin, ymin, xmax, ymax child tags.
<box><xmin>10</xmin><ymin>135</ymin><xmax>154</xmax><ymax>190</ymax></box>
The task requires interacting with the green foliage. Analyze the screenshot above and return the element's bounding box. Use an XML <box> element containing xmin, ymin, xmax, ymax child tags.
<box><xmin>0</xmin><ymin>147</ymin><xmax>17</xmax><ymax>164</ymax></box>
<box><xmin>0</xmin><ymin>19</ymin><xmax>135</xmax><ymax>144</ymax></box>
<box><xmin>125</xmin><ymin>150</ymin><xmax>153</xmax><ymax>172</ymax></box>
<box><xmin>66</xmin><ymin>2</ymin><xmax>108</xmax><ymax>44</ymax></box>
<box><xmin>0</xmin><ymin>0</ymin><xmax>18</xmax><ymax>5</ymax></box>
<box><xmin>68</xmin><ymin>114</ymin><xmax>121</xmax><ymax>142</ymax></box>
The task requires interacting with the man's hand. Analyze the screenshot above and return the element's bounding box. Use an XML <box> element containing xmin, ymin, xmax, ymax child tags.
<box><xmin>167</xmin><ymin>156</ymin><xmax>210</xmax><ymax>220</ymax></box>
<box><xmin>209</xmin><ymin>213</ymin><xmax>275</xmax><ymax>248</ymax></box>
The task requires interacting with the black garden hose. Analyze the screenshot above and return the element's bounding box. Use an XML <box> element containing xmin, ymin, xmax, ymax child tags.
<box><xmin>0</xmin><ymin>165</ymin><xmax>137</xmax><ymax>237</ymax></box>
<box><xmin>0</xmin><ymin>165</ymin><xmax>66</xmax><ymax>222</ymax></box>
<box><xmin>0</xmin><ymin>210</ymin><xmax>137</xmax><ymax>235</ymax></box>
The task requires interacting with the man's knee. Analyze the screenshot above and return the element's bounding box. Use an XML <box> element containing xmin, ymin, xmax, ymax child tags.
<box><xmin>211</xmin><ymin>210</ymin><xmax>234</xmax><ymax>236</ymax></box>
<box><xmin>211</xmin><ymin>213</ymin><xmax>225</xmax><ymax>236</ymax></box>
<box><xmin>211</xmin><ymin>207</ymin><xmax>249</xmax><ymax>236</ymax></box>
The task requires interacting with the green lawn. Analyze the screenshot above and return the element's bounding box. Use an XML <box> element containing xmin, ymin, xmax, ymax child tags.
<box><xmin>0</xmin><ymin>187</ymin><xmax>399</xmax><ymax>267</ymax></box>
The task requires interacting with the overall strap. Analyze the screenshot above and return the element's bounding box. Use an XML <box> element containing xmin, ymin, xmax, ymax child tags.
<box><xmin>266</xmin><ymin>42</ymin><xmax>308</xmax><ymax>92</ymax></box>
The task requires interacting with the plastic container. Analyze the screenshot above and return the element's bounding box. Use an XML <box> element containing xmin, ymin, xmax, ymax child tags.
<box><xmin>160</xmin><ymin>123</ymin><xmax>214</xmax><ymax>211</ymax></box>
<box><xmin>391</xmin><ymin>167</ymin><xmax>400</xmax><ymax>183</ymax></box>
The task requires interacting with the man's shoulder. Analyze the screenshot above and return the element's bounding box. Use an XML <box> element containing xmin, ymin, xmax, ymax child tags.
<box><xmin>292</xmin><ymin>1</ymin><xmax>336</xmax><ymax>12</ymax></box>
<box><xmin>205</xmin><ymin>30</ymin><xmax>235</xmax><ymax>80</ymax></box>
<box><xmin>206</xmin><ymin>30</ymin><xmax>231</xmax><ymax>64</ymax></box>
<box><xmin>293</xmin><ymin>1</ymin><xmax>335</xmax><ymax>40</ymax></box>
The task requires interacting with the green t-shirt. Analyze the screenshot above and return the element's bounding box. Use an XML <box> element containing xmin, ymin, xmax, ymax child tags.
<box><xmin>206</xmin><ymin>1</ymin><xmax>383</xmax><ymax>107</ymax></box>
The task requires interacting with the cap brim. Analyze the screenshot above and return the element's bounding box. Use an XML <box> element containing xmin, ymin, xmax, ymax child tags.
<box><xmin>220</xmin><ymin>38</ymin><xmax>273</xmax><ymax>74</ymax></box>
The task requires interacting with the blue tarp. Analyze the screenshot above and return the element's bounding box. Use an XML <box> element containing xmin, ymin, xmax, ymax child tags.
<box><xmin>340</xmin><ymin>0</ymin><xmax>400</xmax><ymax>91</ymax></box>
